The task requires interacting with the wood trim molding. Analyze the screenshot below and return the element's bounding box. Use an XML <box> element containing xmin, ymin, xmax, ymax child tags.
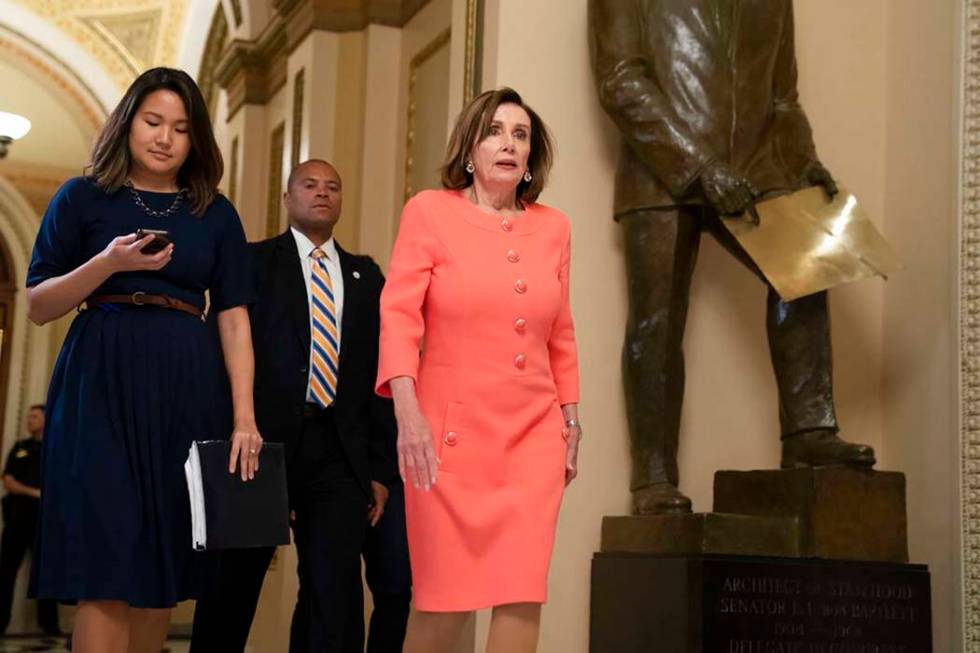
<box><xmin>291</xmin><ymin>69</ymin><xmax>305</xmax><ymax>169</ymax></box>
<box><xmin>464</xmin><ymin>0</ymin><xmax>482</xmax><ymax>104</ymax></box>
<box><xmin>214</xmin><ymin>17</ymin><xmax>288</xmax><ymax>120</ymax></box>
<box><xmin>963</xmin><ymin>1</ymin><xmax>980</xmax><ymax>650</ymax></box>
<box><xmin>266</xmin><ymin>122</ymin><xmax>286</xmax><ymax>238</ymax></box>
<box><xmin>272</xmin><ymin>0</ymin><xmax>433</xmax><ymax>51</ymax></box>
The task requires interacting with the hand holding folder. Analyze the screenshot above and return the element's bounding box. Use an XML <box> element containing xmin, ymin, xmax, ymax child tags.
<box><xmin>184</xmin><ymin>440</ymin><xmax>290</xmax><ymax>550</ymax></box>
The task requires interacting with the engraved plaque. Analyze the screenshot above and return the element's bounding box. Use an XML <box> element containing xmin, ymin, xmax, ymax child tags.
<box><xmin>591</xmin><ymin>554</ymin><xmax>931</xmax><ymax>653</ymax></box>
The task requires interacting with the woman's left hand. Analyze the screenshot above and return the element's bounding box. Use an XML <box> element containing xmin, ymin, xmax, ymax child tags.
<box><xmin>564</xmin><ymin>425</ymin><xmax>582</xmax><ymax>486</ymax></box>
<box><xmin>229</xmin><ymin>420</ymin><xmax>263</xmax><ymax>481</ymax></box>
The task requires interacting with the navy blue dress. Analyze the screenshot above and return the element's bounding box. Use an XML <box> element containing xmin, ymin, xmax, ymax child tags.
<box><xmin>26</xmin><ymin>177</ymin><xmax>252</xmax><ymax>608</ymax></box>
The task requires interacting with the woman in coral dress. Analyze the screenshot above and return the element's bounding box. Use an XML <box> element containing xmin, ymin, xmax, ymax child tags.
<box><xmin>376</xmin><ymin>88</ymin><xmax>581</xmax><ymax>653</ymax></box>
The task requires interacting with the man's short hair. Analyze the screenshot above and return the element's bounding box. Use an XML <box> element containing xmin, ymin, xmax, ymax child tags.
<box><xmin>29</xmin><ymin>404</ymin><xmax>45</xmax><ymax>413</ymax></box>
<box><xmin>286</xmin><ymin>159</ymin><xmax>337</xmax><ymax>192</ymax></box>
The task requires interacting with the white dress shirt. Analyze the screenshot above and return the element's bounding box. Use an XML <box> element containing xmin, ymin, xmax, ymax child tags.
<box><xmin>291</xmin><ymin>227</ymin><xmax>344</xmax><ymax>397</ymax></box>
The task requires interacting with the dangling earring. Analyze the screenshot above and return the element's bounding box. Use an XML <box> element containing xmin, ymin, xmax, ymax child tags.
<box><xmin>523</xmin><ymin>170</ymin><xmax>533</xmax><ymax>183</ymax></box>
<box><xmin>465</xmin><ymin>160</ymin><xmax>475</xmax><ymax>174</ymax></box>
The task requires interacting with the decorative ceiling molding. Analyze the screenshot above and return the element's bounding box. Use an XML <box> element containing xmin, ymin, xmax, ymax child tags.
<box><xmin>9</xmin><ymin>1</ymin><xmax>188</xmax><ymax>89</ymax></box>
<box><xmin>76</xmin><ymin>7</ymin><xmax>163</xmax><ymax>75</ymax></box>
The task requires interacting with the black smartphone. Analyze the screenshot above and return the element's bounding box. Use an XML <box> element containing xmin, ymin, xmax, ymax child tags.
<box><xmin>135</xmin><ymin>228</ymin><xmax>171</xmax><ymax>255</ymax></box>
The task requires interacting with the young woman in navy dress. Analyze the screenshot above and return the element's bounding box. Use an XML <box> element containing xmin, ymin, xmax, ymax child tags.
<box><xmin>25</xmin><ymin>68</ymin><xmax>262</xmax><ymax>652</ymax></box>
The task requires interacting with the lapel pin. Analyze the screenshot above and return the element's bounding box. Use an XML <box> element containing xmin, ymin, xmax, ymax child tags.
<box><xmin>353</xmin><ymin>271</ymin><xmax>361</xmax><ymax>279</ymax></box>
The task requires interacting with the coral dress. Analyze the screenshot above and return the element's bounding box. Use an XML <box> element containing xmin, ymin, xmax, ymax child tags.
<box><xmin>376</xmin><ymin>189</ymin><xmax>579</xmax><ymax>611</ymax></box>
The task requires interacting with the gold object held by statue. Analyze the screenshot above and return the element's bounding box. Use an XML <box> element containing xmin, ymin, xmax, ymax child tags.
<box><xmin>721</xmin><ymin>185</ymin><xmax>902</xmax><ymax>301</ymax></box>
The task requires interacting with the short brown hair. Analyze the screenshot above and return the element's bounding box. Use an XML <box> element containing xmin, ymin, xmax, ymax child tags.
<box><xmin>441</xmin><ymin>87</ymin><xmax>553</xmax><ymax>203</ymax></box>
<box><xmin>89</xmin><ymin>67</ymin><xmax>223</xmax><ymax>216</ymax></box>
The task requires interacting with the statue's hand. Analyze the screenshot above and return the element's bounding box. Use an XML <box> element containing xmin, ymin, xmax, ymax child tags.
<box><xmin>803</xmin><ymin>161</ymin><xmax>838</xmax><ymax>200</ymax></box>
<box><xmin>699</xmin><ymin>161</ymin><xmax>760</xmax><ymax>223</ymax></box>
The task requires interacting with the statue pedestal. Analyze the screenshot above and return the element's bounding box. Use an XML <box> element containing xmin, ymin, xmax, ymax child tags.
<box><xmin>592</xmin><ymin>469</ymin><xmax>928</xmax><ymax>651</ymax></box>
<box><xmin>601</xmin><ymin>513</ymin><xmax>801</xmax><ymax>557</ymax></box>
<box><xmin>714</xmin><ymin>468</ymin><xmax>908</xmax><ymax>562</ymax></box>
<box><xmin>590</xmin><ymin>554</ymin><xmax>931</xmax><ymax>653</ymax></box>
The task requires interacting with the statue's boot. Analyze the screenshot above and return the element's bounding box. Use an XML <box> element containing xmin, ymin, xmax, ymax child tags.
<box><xmin>780</xmin><ymin>429</ymin><xmax>876</xmax><ymax>469</ymax></box>
<box><xmin>632</xmin><ymin>482</ymin><xmax>693</xmax><ymax>515</ymax></box>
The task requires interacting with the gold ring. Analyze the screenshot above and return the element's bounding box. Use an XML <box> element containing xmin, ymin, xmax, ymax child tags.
<box><xmin>249</xmin><ymin>449</ymin><xmax>257</xmax><ymax>455</ymax></box>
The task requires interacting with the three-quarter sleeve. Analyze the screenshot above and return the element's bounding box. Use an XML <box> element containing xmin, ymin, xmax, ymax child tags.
<box><xmin>209</xmin><ymin>198</ymin><xmax>254</xmax><ymax>312</ymax></box>
<box><xmin>375</xmin><ymin>194</ymin><xmax>442</xmax><ymax>398</ymax></box>
<box><xmin>26</xmin><ymin>178</ymin><xmax>85</xmax><ymax>288</ymax></box>
<box><xmin>548</xmin><ymin>222</ymin><xmax>580</xmax><ymax>405</ymax></box>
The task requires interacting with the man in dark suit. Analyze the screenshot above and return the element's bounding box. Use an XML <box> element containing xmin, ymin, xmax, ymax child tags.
<box><xmin>0</xmin><ymin>404</ymin><xmax>59</xmax><ymax>636</ymax></box>
<box><xmin>588</xmin><ymin>0</ymin><xmax>876</xmax><ymax>515</ymax></box>
<box><xmin>191</xmin><ymin>159</ymin><xmax>409</xmax><ymax>652</ymax></box>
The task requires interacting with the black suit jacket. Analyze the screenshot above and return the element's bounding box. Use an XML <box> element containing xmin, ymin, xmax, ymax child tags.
<box><xmin>248</xmin><ymin>230</ymin><xmax>397</xmax><ymax>496</ymax></box>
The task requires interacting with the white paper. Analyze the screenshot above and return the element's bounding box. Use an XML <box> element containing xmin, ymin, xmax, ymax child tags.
<box><xmin>184</xmin><ymin>442</ymin><xmax>207</xmax><ymax>550</ymax></box>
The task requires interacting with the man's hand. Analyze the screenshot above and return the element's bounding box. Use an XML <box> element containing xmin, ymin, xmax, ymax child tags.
<box><xmin>368</xmin><ymin>481</ymin><xmax>389</xmax><ymax>527</ymax></box>
<box><xmin>802</xmin><ymin>161</ymin><xmax>838</xmax><ymax>199</ymax></box>
<box><xmin>699</xmin><ymin>161</ymin><xmax>761</xmax><ymax>223</ymax></box>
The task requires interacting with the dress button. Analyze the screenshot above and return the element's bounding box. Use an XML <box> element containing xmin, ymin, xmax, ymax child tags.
<box><xmin>514</xmin><ymin>280</ymin><xmax>527</xmax><ymax>294</ymax></box>
<box><xmin>514</xmin><ymin>318</ymin><xmax>528</xmax><ymax>333</ymax></box>
<box><xmin>507</xmin><ymin>249</ymin><xmax>520</xmax><ymax>263</ymax></box>
<box><xmin>501</xmin><ymin>219</ymin><xmax>513</xmax><ymax>232</ymax></box>
<box><xmin>444</xmin><ymin>431</ymin><xmax>459</xmax><ymax>446</ymax></box>
<box><xmin>514</xmin><ymin>354</ymin><xmax>527</xmax><ymax>369</ymax></box>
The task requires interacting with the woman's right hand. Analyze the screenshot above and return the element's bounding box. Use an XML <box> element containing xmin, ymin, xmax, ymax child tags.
<box><xmin>99</xmin><ymin>233</ymin><xmax>173</xmax><ymax>273</ymax></box>
<box><xmin>396</xmin><ymin>405</ymin><xmax>439</xmax><ymax>491</ymax></box>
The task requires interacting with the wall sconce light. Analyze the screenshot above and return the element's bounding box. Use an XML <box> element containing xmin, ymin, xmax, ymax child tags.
<box><xmin>0</xmin><ymin>112</ymin><xmax>32</xmax><ymax>159</ymax></box>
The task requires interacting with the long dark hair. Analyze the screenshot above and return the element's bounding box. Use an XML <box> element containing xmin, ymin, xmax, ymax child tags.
<box><xmin>441</xmin><ymin>87</ymin><xmax>554</xmax><ymax>203</ymax></box>
<box><xmin>89</xmin><ymin>67</ymin><xmax>222</xmax><ymax>215</ymax></box>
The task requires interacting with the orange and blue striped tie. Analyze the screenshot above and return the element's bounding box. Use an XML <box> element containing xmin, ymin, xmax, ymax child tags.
<box><xmin>308</xmin><ymin>248</ymin><xmax>339</xmax><ymax>407</ymax></box>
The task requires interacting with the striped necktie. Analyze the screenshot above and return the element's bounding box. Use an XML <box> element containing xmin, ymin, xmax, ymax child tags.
<box><xmin>308</xmin><ymin>248</ymin><xmax>339</xmax><ymax>407</ymax></box>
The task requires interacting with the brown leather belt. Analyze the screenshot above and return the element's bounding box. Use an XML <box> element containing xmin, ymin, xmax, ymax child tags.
<box><xmin>86</xmin><ymin>292</ymin><xmax>203</xmax><ymax>318</ymax></box>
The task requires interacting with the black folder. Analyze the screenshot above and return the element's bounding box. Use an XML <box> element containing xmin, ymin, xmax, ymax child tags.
<box><xmin>184</xmin><ymin>440</ymin><xmax>290</xmax><ymax>550</ymax></box>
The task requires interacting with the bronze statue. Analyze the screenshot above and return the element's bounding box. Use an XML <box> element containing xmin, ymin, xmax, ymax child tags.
<box><xmin>588</xmin><ymin>0</ymin><xmax>875</xmax><ymax>515</ymax></box>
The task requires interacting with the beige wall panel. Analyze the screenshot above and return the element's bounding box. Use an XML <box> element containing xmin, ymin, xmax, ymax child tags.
<box><xmin>290</xmin><ymin>32</ymin><xmax>340</xmax><ymax>169</ymax></box>
<box><xmin>333</xmin><ymin>31</ymin><xmax>367</xmax><ymax>251</ymax></box>
<box><xmin>405</xmin><ymin>37</ymin><xmax>451</xmax><ymax>198</ymax></box>
<box><xmin>395</xmin><ymin>0</ymin><xmax>454</xmax><ymax>230</ymax></box>
<box><xmin>359</xmin><ymin>24</ymin><xmax>402</xmax><ymax>267</ymax></box>
<box><xmin>227</xmin><ymin>104</ymin><xmax>269</xmax><ymax>240</ymax></box>
<box><xmin>882</xmin><ymin>2</ymin><xmax>960</xmax><ymax>651</ymax></box>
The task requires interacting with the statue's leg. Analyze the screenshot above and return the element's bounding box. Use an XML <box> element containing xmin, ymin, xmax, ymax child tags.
<box><xmin>621</xmin><ymin>207</ymin><xmax>701</xmax><ymax>514</ymax></box>
<box><xmin>707</xmin><ymin>214</ymin><xmax>876</xmax><ymax>468</ymax></box>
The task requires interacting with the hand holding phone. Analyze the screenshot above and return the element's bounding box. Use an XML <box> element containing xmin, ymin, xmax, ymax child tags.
<box><xmin>135</xmin><ymin>228</ymin><xmax>171</xmax><ymax>255</ymax></box>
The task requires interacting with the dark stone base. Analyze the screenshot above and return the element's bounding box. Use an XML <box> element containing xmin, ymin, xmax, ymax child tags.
<box><xmin>714</xmin><ymin>468</ymin><xmax>908</xmax><ymax>563</ymax></box>
<box><xmin>590</xmin><ymin>553</ymin><xmax>931</xmax><ymax>653</ymax></box>
<box><xmin>601</xmin><ymin>513</ymin><xmax>800</xmax><ymax>557</ymax></box>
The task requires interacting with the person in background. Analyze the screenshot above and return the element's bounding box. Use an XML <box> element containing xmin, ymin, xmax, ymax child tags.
<box><xmin>191</xmin><ymin>159</ymin><xmax>403</xmax><ymax>653</ymax></box>
<box><xmin>0</xmin><ymin>404</ymin><xmax>59</xmax><ymax>636</ymax></box>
